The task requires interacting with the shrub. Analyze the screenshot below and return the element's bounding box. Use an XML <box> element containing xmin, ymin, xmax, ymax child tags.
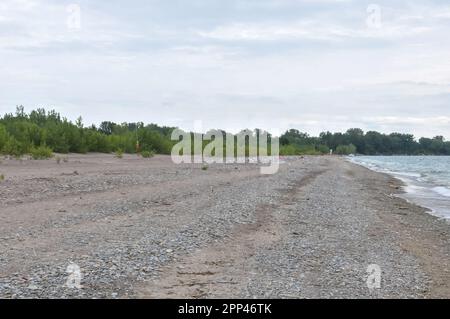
<box><xmin>30</xmin><ymin>145</ymin><xmax>53</xmax><ymax>160</ymax></box>
<box><xmin>280</xmin><ymin>145</ymin><xmax>301</xmax><ymax>156</ymax></box>
<box><xmin>316</xmin><ymin>144</ymin><xmax>330</xmax><ymax>154</ymax></box>
<box><xmin>280</xmin><ymin>145</ymin><xmax>324</xmax><ymax>156</ymax></box>
<box><xmin>0</xmin><ymin>124</ymin><xmax>8</xmax><ymax>151</ymax></box>
<box><xmin>201</xmin><ymin>165</ymin><xmax>208</xmax><ymax>171</ymax></box>
<box><xmin>141</xmin><ymin>150</ymin><xmax>155</xmax><ymax>158</ymax></box>
<box><xmin>2</xmin><ymin>137</ymin><xmax>25</xmax><ymax>157</ymax></box>
<box><xmin>115</xmin><ymin>148</ymin><xmax>124</xmax><ymax>159</ymax></box>
<box><xmin>336</xmin><ymin>144</ymin><xmax>357</xmax><ymax>155</ymax></box>
<box><xmin>0</xmin><ymin>174</ymin><xmax>4</xmax><ymax>182</ymax></box>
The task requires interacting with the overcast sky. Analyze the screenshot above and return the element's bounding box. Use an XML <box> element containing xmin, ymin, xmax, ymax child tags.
<box><xmin>1</xmin><ymin>0</ymin><xmax>450</xmax><ymax>137</ymax></box>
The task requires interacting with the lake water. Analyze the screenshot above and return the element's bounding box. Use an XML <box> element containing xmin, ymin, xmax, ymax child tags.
<box><xmin>348</xmin><ymin>156</ymin><xmax>450</xmax><ymax>219</ymax></box>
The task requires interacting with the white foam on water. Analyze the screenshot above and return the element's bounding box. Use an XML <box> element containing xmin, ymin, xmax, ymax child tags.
<box><xmin>391</xmin><ymin>171</ymin><xmax>422</xmax><ymax>178</ymax></box>
<box><xmin>432</xmin><ymin>186</ymin><xmax>450</xmax><ymax>198</ymax></box>
<box><xmin>403</xmin><ymin>183</ymin><xmax>427</xmax><ymax>195</ymax></box>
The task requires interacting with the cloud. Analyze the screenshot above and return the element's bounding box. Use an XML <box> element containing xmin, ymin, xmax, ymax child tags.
<box><xmin>0</xmin><ymin>0</ymin><xmax>141</xmax><ymax>51</ymax></box>
<box><xmin>198</xmin><ymin>20</ymin><xmax>433</xmax><ymax>42</ymax></box>
<box><xmin>366</xmin><ymin>116</ymin><xmax>450</xmax><ymax>125</ymax></box>
<box><xmin>0</xmin><ymin>0</ymin><xmax>450</xmax><ymax>138</ymax></box>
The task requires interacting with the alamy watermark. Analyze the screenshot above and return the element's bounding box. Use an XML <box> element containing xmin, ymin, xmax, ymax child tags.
<box><xmin>366</xmin><ymin>264</ymin><xmax>382</xmax><ymax>289</ymax></box>
<box><xmin>65</xmin><ymin>263</ymin><xmax>82</xmax><ymax>289</ymax></box>
<box><xmin>66</xmin><ymin>4</ymin><xmax>81</xmax><ymax>31</ymax></box>
<box><xmin>170</xmin><ymin>127</ymin><xmax>280</xmax><ymax>175</ymax></box>
<box><xmin>366</xmin><ymin>4</ymin><xmax>382</xmax><ymax>29</ymax></box>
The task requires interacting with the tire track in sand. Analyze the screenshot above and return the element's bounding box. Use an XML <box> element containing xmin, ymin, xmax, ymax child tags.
<box><xmin>136</xmin><ymin>170</ymin><xmax>326</xmax><ymax>298</ymax></box>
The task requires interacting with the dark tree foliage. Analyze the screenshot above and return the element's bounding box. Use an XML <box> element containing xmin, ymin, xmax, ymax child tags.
<box><xmin>281</xmin><ymin>128</ymin><xmax>450</xmax><ymax>155</ymax></box>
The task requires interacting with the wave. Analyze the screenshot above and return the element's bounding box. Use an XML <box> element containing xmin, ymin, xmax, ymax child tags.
<box><xmin>347</xmin><ymin>156</ymin><xmax>450</xmax><ymax>219</ymax></box>
<box><xmin>432</xmin><ymin>186</ymin><xmax>450</xmax><ymax>198</ymax></box>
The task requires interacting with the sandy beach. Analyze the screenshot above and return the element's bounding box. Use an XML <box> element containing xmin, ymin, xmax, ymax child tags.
<box><xmin>0</xmin><ymin>154</ymin><xmax>449</xmax><ymax>298</ymax></box>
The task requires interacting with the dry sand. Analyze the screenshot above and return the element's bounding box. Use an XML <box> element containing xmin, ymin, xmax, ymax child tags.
<box><xmin>0</xmin><ymin>154</ymin><xmax>448</xmax><ymax>298</ymax></box>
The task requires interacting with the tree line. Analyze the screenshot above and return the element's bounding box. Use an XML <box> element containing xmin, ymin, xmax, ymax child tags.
<box><xmin>280</xmin><ymin>128</ymin><xmax>450</xmax><ymax>155</ymax></box>
<box><xmin>1</xmin><ymin>107</ymin><xmax>449</xmax><ymax>158</ymax></box>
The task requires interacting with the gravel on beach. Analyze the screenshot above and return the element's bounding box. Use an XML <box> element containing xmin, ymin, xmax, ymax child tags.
<box><xmin>0</xmin><ymin>154</ymin><xmax>448</xmax><ymax>299</ymax></box>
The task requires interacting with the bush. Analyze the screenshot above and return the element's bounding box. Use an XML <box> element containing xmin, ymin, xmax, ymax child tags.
<box><xmin>336</xmin><ymin>144</ymin><xmax>357</xmax><ymax>155</ymax></box>
<box><xmin>0</xmin><ymin>124</ymin><xmax>8</xmax><ymax>151</ymax></box>
<box><xmin>0</xmin><ymin>174</ymin><xmax>4</xmax><ymax>182</ymax></box>
<box><xmin>280</xmin><ymin>144</ymin><xmax>324</xmax><ymax>156</ymax></box>
<box><xmin>316</xmin><ymin>144</ymin><xmax>330</xmax><ymax>154</ymax></box>
<box><xmin>115</xmin><ymin>148</ymin><xmax>124</xmax><ymax>158</ymax></box>
<box><xmin>141</xmin><ymin>150</ymin><xmax>155</xmax><ymax>158</ymax></box>
<box><xmin>2</xmin><ymin>137</ymin><xmax>25</xmax><ymax>157</ymax></box>
<box><xmin>297</xmin><ymin>145</ymin><xmax>321</xmax><ymax>155</ymax></box>
<box><xmin>280</xmin><ymin>145</ymin><xmax>301</xmax><ymax>156</ymax></box>
<box><xmin>30</xmin><ymin>145</ymin><xmax>53</xmax><ymax>160</ymax></box>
